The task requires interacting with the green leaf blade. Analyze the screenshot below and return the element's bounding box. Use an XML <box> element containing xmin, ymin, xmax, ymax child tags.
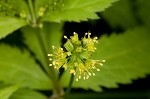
<box><xmin>0</xmin><ymin>17</ymin><xmax>26</xmax><ymax>39</ymax></box>
<box><xmin>101</xmin><ymin>0</ymin><xmax>138</xmax><ymax>29</ymax></box>
<box><xmin>136</xmin><ymin>0</ymin><xmax>150</xmax><ymax>29</ymax></box>
<box><xmin>43</xmin><ymin>9</ymin><xmax>99</xmax><ymax>22</ymax></box>
<box><xmin>0</xmin><ymin>44</ymin><xmax>52</xmax><ymax>90</ymax></box>
<box><xmin>60</xmin><ymin>27</ymin><xmax>150</xmax><ymax>91</ymax></box>
<box><xmin>10</xmin><ymin>89</ymin><xmax>48</xmax><ymax>99</ymax></box>
<box><xmin>0</xmin><ymin>85</ymin><xmax>19</xmax><ymax>99</ymax></box>
<box><xmin>42</xmin><ymin>0</ymin><xmax>118</xmax><ymax>22</ymax></box>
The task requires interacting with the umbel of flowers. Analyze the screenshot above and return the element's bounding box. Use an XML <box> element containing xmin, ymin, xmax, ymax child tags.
<box><xmin>48</xmin><ymin>32</ymin><xmax>105</xmax><ymax>81</ymax></box>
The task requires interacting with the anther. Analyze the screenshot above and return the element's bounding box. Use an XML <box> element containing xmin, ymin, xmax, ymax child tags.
<box><xmin>95</xmin><ymin>41</ymin><xmax>98</xmax><ymax>43</ymax></box>
<box><xmin>60</xmin><ymin>48</ymin><xmax>63</xmax><ymax>50</ymax></box>
<box><xmin>52</xmin><ymin>61</ymin><xmax>56</xmax><ymax>65</ymax></box>
<box><xmin>89</xmin><ymin>73</ymin><xmax>92</xmax><ymax>76</ymax></box>
<box><xmin>93</xmin><ymin>73</ymin><xmax>95</xmax><ymax>76</ymax></box>
<box><xmin>48</xmin><ymin>54</ymin><xmax>53</xmax><ymax>56</ymax></box>
<box><xmin>49</xmin><ymin>58</ymin><xmax>52</xmax><ymax>61</ymax></box>
<box><xmin>76</xmin><ymin>78</ymin><xmax>78</xmax><ymax>81</ymax></box>
<box><xmin>83</xmin><ymin>77</ymin><xmax>86</xmax><ymax>80</ymax></box>
<box><xmin>73</xmin><ymin>32</ymin><xmax>76</xmax><ymax>35</ymax></box>
<box><xmin>79</xmin><ymin>76</ymin><xmax>81</xmax><ymax>79</ymax></box>
<box><xmin>49</xmin><ymin>64</ymin><xmax>52</xmax><ymax>66</ymax></box>
<box><xmin>102</xmin><ymin>60</ymin><xmax>106</xmax><ymax>62</ymax></box>
<box><xmin>100</xmin><ymin>63</ymin><xmax>103</xmax><ymax>66</ymax></box>
<box><xmin>94</xmin><ymin>37</ymin><xmax>98</xmax><ymax>39</ymax></box>
<box><xmin>64</xmin><ymin>35</ymin><xmax>67</xmax><ymax>39</ymax></box>
<box><xmin>52</xmin><ymin>46</ymin><xmax>55</xmax><ymax>49</ymax></box>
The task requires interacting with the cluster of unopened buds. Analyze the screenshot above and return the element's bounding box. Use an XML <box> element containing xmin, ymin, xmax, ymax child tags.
<box><xmin>48</xmin><ymin>32</ymin><xmax>105</xmax><ymax>81</ymax></box>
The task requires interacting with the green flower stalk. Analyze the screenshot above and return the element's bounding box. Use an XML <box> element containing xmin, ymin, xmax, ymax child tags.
<box><xmin>48</xmin><ymin>32</ymin><xmax>105</xmax><ymax>81</ymax></box>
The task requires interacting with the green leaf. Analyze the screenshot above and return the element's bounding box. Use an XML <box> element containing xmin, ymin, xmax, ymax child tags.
<box><xmin>42</xmin><ymin>0</ymin><xmax>118</xmax><ymax>22</ymax></box>
<box><xmin>60</xmin><ymin>27</ymin><xmax>150</xmax><ymax>91</ymax></box>
<box><xmin>22</xmin><ymin>22</ymin><xmax>63</xmax><ymax>69</ymax></box>
<box><xmin>0</xmin><ymin>44</ymin><xmax>52</xmax><ymax>90</ymax></box>
<box><xmin>101</xmin><ymin>0</ymin><xmax>138</xmax><ymax>29</ymax></box>
<box><xmin>136</xmin><ymin>0</ymin><xmax>150</xmax><ymax>29</ymax></box>
<box><xmin>0</xmin><ymin>17</ymin><xmax>26</xmax><ymax>39</ymax></box>
<box><xmin>0</xmin><ymin>85</ymin><xmax>19</xmax><ymax>99</ymax></box>
<box><xmin>10</xmin><ymin>89</ymin><xmax>48</xmax><ymax>99</ymax></box>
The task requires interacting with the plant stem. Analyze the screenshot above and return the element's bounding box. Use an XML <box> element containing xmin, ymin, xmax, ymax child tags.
<box><xmin>27</xmin><ymin>0</ymin><xmax>64</xmax><ymax>98</ymax></box>
<box><xmin>36</xmin><ymin>27</ymin><xmax>64</xmax><ymax>98</ymax></box>
<box><xmin>27</xmin><ymin>0</ymin><xmax>52</xmax><ymax>78</ymax></box>
<box><xmin>36</xmin><ymin>27</ymin><xmax>53</xmax><ymax>78</ymax></box>
<box><xmin>27</xmin><ymin>0</ymin><xmax>37</xmax><ymax>26</ymax></box>
<box><xmin>64</xmin><ymin>74</ymin><xmax>74</xmax><ymax>98</ymax></box>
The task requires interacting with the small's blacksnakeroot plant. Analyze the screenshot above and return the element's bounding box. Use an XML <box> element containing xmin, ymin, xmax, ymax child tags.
<box><xmin>2</xmin><ymin>0</ymin><xmax>149</xmax><ymax>99</ymax></box>
<box><xmin>48</xmin><ymin>32</ymin><xmax>105</xmax><ymax>81</ymax></box>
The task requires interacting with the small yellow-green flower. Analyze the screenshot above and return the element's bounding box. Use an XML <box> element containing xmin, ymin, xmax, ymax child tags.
<box><xmin>48</xmin><ymin>32</ymin><xmax>105</xmax><ymax>81</ymax></box>
<box><xmin>20</xmin><ymin>10</ymin><xmax>27</xmax><ymax>19</ymax></box>
<box><xmin>38</xmin><ymin>7</ymin><xmax>46</xmax><ymax>17</ymax></box>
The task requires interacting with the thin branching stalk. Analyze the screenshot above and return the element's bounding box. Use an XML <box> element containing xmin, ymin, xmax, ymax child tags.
<box><xmin>27</xmin><ymin>0</ymin><xmax>37</xmax><ymax>26</ymax></box>
<box><xmin>64</xmin><ymin>74</ymin><xmax>74</xmax><ymax>98</ymax></box>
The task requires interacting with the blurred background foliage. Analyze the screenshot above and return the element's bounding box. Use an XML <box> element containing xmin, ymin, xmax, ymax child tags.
<box><xmin>0</xmin><ymin>0</ymin><xmax>150</xmax><ymax>99</ymax></box>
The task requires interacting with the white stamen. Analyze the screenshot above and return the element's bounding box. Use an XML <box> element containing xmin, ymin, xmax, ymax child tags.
<box><xmin>52</xmin><ymin>61</ymin><xmax>55</xmax><ymax>65</ymax></box>
<box><xmin>83</xmin><ymin>77</ymin><xmax>86</xmax><ymax>80</ymax></box>
<box><xmin>100</xmin><ymin>63</ymin><xmax>103</xmax><ymax>66</ymax></box>
<box><xmin>73</xmin><ymin>32</ymin><xmax>76</xmax><ymax>35</ymax></box>
<box><xmin>76</xmin><ymin>78</ymin><xmax>78</xmax><ymax>81</ymax></box>
<box><xmin>93</xmin><ymin>73</ymin><xmax>95</xmax><ymax>76</ymax></box>
<box><xmin>89</xmin><ymin>73</ymin><xmax>92</xmax><ymax>76</ymax></box>
<box><xmin>52</xmin><ymin>46</ymin><xmax>55</xmax><ymax>49</ymax></box>
<box><xmin>60</xmin><ymin>48</ymin><xmax>63</xmax><ymax>50</ymax></box>
<box><xmin>97</xmin><ymin>69</ymin><xmax>100</xmax><ymax>71</ymax></box>
<box><xmin>49</xmin><ymin>64</ymin><xmax>52</xmax><ymax>66</ymax></box>
<box><xmin>48</xmin><ymin>54</ymin><xmax>53</xmax><ymax>56</ymax></box>
<box><xmin>93</xmin><ymin>39</ymin><xmax>96</xmax><ymax>42</ymax></box>
<box><xmin>79</xmin><ymin>76</ymin><xmax>81</xmax><ymax>79</ymax></box>
<box><xmin>64</xmin><ymin>35</ymin><xmax>67</xmax><ymax>39</ymax></box>
<box><xmin>49</xmin><ymin>58</ymin><xmax>52</xmax><ymax>61</ymax></box>
<box><xmin>94</xmin><ymin>37</ymin><xmax>98</xmax><ymax>39</ymax></box>
<box><xmin>95</xmin><ymin>41</ymin><xmax>98</xmax><ymax>43</ymax></box>
<box><xmin>102</xmin><ymin>60</ymin><xmax>106</xmax><ymax>62</ymax></box>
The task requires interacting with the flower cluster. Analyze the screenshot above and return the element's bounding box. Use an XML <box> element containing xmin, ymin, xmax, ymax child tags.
<box><xmin>48</xmin><ymin>32</ymin><xmax>105</xmax><ymax>81</ymax></box>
